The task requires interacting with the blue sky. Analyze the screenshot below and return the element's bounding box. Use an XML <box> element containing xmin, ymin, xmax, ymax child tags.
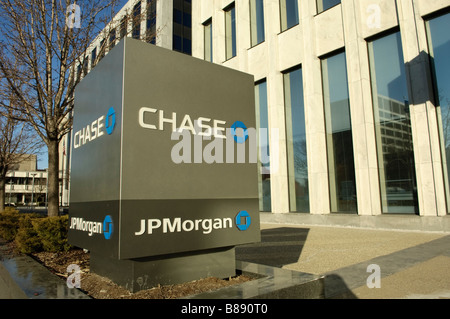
<box><xmin>36</xmin><ymin>0</ymin><xmax>129</xmax><ymax>170</ymax></box>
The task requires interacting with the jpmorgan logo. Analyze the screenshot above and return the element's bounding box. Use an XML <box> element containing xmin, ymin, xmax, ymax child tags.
<box><xmin>74</xmin><ymin>107</ymin><xmax>116</xmax><ymax>149</ymax></box>
<box><xmin>134</xmin><ymin>211</ymin><xmax>253</xmax><ymax>236</ymax></box>
<box><xmin>69</xmin><ymin>215</ymin><xmax>114</xmax><ymax>240</ymax></box>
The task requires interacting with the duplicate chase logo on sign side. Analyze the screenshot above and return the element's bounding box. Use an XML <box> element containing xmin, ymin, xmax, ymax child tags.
<box><xmin>70</xmin><ymin>215</ymin><xmax>114</xmax><ymax>240</ymax></box>
<box><xmin>74</xmin><ymin>107</ymin><xmax>116</xmax><ymax>149</ymax></box>
<box><xmin>134</xmin><ymin>211</ymin><xmax>252</xmax><ymax>236</ymax></box>
<box><xmin>138</xmin><ymin>107</ymin><xmax>257</xmax><ymax>164</ymax></box>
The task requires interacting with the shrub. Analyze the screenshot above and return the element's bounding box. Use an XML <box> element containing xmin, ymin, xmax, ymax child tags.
<box><xmin>0</xmin><ymin>208</ymin><xmax>22</xmax><ymax>242</ymax></box>
<box><xmin>33</xmin><ymin>215</ymin><xmax>72</xmax><ymax>252</ymax></box>
<box><xmin>15</xmin><ymin>215</ymin><xmax>42</xmax><ymax>254</ymax></box>
<box><xmin>0</xmin><ymin>208</ymin><xmax>72</xmax><ymax>253</ymax></box>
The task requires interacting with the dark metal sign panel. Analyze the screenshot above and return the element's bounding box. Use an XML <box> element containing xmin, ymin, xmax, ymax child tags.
<box><xmin>69</xmin><ymin>38</ymin><xmax>260</xmax><ymax>259</ymax></box>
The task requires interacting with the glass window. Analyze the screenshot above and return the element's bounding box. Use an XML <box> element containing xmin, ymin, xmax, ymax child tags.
<box><xmin>91</xmin><ymin>47</ymin><xmax>97</xmax><ymax>68</ymax></box>
<box><xmin>174</xmin><ymin>9</ymin><xmax>182</xmax><ymax>24</ymax></box>
<box><xmin>99</xmin><ymin>39</ymin><xmax>106</xmax><ymax>60</ymax></box>
<box><xmin>368</xmin><ymin>31</ymin><xmax>418</xmax><ymax>214</ymax></box>
<box><xmin>173</xmin><ymin>34</ymin><xmax>182</xmax><ymax>51</ymax></box>
<box><xmin>120</xmin><ymin>16</ymin><xmax>128</xmax><ymax>39</ymax></box>
<box><xmin>280</xmin><ymin>0</ymin><xmax>299</xmax><ymax>31</ymax></box>
<box><xmin>204</xmin><ymin>19</ymin><xmax>213</xmax><ymax>62</ymax></box>
<box><xmin>250</xmin><ymin>0</ymin><xmax>265</xmax><ymax>46</ymax></box>
<box><xmin>225</xmin><ymin>4</ymin><xmax>236</xmax><ymax>60</ymax></box>
<box><xmin>146</xmin><ymin>0</ymin><xmax>157</xmax><ymax>44</ymax></box>
<box><xmin>426</xmin><ymin>12</ymin><xmax>450</xmax><ymax>213</ymax></box>
<box><xmin>183</xmin><ymin>38</ymin><xmax>191</xmax><ymax>54</ymax></box>
<box><xmin>109</xmin><ymin>29</ymin><xmax>116</xmax><ymax>50</ymax></box>
<box><xmin>132</xmin><ymin>1</ymin><xmax>141</xmax><ymax>39</ymax></box>
<box><xmin>255</xmin><ymin>80</ymin><xmax>271</xmax><ymax>212</ymax></box>
<box><xmin>284</xmin><ymin>67</ymin><xmax>309</xmax><ymax>212</ymax></box>
<box><xmin>184</xmin><ymin>12</ymin><xmax>192</xmax><ymax>28</ymax></box>
<box><xmin>317</xmin><ymin>0</ymin><xmax>340</xmax><ymax>13</ymax></box>
<box><xmin>173</xmin><ymin>0</ymin><xmax>192</xmax><ymax>55</ymax></box>
<box><xmin>322</xmin><ymin>52</ymin><xmax>357</xmax><ymax>213</ymax></box>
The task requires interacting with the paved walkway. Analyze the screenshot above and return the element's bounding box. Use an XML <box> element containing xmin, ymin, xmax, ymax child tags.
<box><xmin>1</xmin><ymin>223</ymin><xmax>449</xmax><ymax>299</ymax></box>
<box><xmin>236</xmin><ymin>223</ymin><xmax>450</xmax><ymax>299</ymax></box>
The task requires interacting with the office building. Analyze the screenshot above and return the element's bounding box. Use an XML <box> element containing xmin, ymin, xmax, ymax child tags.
<box><xmin>71</xmin><ymin>0</ymin><xmax>450</xmax><ymax>231</ymax></box>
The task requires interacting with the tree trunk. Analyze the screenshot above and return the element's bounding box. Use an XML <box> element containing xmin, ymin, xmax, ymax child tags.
<box><xmin>47</xmin><ymin>139</ymin><xmax>60</xmax><ymax>217</ymax></box>
<box><xmin>0</xmin><ymin>177</ymin><xmax>5</xmax><ymax>212</ymax></box>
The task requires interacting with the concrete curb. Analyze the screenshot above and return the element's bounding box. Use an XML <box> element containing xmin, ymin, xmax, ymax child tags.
<box><xmin>0</xmin><ymin>253</ymin><xmax>90</xmax><ymax>299</ymax></box>
<box><xmin>185</xmin><ymin>261</ymin><xmax>324</xmax><ymax>299</ymax></box>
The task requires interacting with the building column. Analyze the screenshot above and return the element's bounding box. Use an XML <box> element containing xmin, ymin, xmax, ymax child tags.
<box><xmin>342</xmin><ymin>0</ymin><xmax>382</xmax><ymax>216</ymax></box>
<box><xmin>397</xmin><ymin>0</ymin><xmax>447</xmax><ymax>216</ymax></box>
<box><xmin>265</xmin><ymin>0</ymin><xmax>290</xmax><ymax>214</ymax></box>
<box><xmin>300</xmin><ymin>0</ymin><xmax>331</xmax><ymax>215</ymax></box>
<box><xmin>156</xmin><ymin>0</ymin><xmax>173</xmax><ymax>49</ymax></box>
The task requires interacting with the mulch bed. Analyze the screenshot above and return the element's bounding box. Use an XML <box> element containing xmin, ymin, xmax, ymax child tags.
<box><xmin>0</xmin><ymin>239</ymin><xmax>252</xmax><ymax>299</ymax></box>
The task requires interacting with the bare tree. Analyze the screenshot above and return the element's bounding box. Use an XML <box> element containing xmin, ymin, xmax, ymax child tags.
<box><xmin>0</xmin><ymin>0</ymin><xmax>158</xmax><ymax>216</ymax></box>
<box><xmin>0</xmin><ymin>105</ymin><xmax>43</xmax><ymax>212</ymax></box>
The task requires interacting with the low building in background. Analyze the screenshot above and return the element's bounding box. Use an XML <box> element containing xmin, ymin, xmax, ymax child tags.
<box><xmin>5</xmin><ymin>154</ymin><xmax>67</xmax><ymax>207</ymax></box>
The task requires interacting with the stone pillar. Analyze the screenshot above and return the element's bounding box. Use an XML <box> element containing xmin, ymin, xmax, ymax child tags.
<box><xmin>397</xmin><ymin>0</ymin><xmax>447</xmax><ymax>216</ymax></box>
<box><xmin>342</xmin><ymin>0</ymin><xmax>383</xmax><ymax>216</ymax></box>
<box><xmin>300</xmin><ymin>0</ymin><xmax>331</xmax><ymax>215</ymax></box>
<box><xmin>156</xmin><ymin>0</ymin><xmax>173</xmax><ymax>50</ymax></box>
<box><xmin>264</xmin><ymin>0</ymin><xmax>290</xmax><ymax>214</ymax></box>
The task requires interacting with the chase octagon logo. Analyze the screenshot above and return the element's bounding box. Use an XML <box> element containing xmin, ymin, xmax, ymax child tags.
<box><xmin>103</xmin><ymin>215</ymin><xmax>114</xmax><ymax>240</ymax></box>
<box><xmin>235</xmin><ymin>211</ymin><xmax>251</xmax><ymax>231</ymax></box>
<box><xmin>74</xmin><ymin>107</ymin><xmax>117</xmax><ymax>149</ymax></box>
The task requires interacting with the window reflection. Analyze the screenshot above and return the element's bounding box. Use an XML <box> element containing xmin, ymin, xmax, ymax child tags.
<box><xmin>427</xmin><ymin>12</ymin><xmax>450</xmax><ymax>213</ymax></box>
<box><xmin>225</xmin><ymin>3</ymin><xmax>237</xmax><ymax>59</ymax></box>
<box><xmin>322</xmin><ymin>52</ymin><xmax>357</xmax><ymax>213</ymax></box>
<box><xmin>250</xmin><ymin>0</ymin><xmax>265</xmax><ymax>46</ymax></box>
<box><xmin>368</xmin><ymin>32</ymin><xmax>418</xmax><ymax>214</ymax></box>
<box><xmin>204</xmin><ymin>19</ymin><xmax>213</xmax><ymax>62</ymax></box>
<box><xmin>173</xmin><ymin>0</ymin><xmax>192</xmax><ymax>55</ymax></box>
<box><xmin>284</xmin><ymin>68</ymin><xmax>309</xmax><ymax>212</ymax></box>
<box><xmin>280</xmin><ymin>0</ymin><xmax>299</xmax><ymax>32</ymax></box>
<box><xmin>255</xmin><ymin>80</ymin><xmax>271</xmax><ymax>212</ymax></box>
<box><xmin>317</xmin><ymin>0</ymin><xmax>340</xmax><ymax>13</ymax></box>
<box><xmin>146</xmin><ymin>0</ymin><xmax>157</xmax><ymax>44</ymax></box>
<box><xmin>132</xmin><ymin>1</ymin><xmax>141</xmax><ymax>39</ymax></box>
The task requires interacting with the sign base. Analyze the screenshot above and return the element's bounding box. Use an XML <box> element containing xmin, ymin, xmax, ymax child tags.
<box><xmin>90</xmin><ymin>246</ymin><xmax>236</xmax><ymax>293</ymax></box>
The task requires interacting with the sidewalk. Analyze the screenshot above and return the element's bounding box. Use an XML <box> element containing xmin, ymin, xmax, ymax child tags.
<box><xmin>1</xmin><ymin>223</ymin><xmax>449</xmax><ymax>299</ymax></box>
<box><xmin>236</xmin><ymin>223</ymin><xmax>450</xmax><ymax>299</ymax></box>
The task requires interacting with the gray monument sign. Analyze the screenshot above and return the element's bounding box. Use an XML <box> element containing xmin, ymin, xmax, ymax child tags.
<box><xmin>68</xmin><ymin>38</ymin><xmax>260</xmax><ymax>291</ymax></box>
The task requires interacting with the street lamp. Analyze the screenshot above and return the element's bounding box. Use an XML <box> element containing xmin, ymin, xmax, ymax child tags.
<box><xmin>45</xmin><ymin>169</ymin><xmax>48</xmax><ymax>208</ymax></box>
<box><xmin>30</xmin><ymin>173</ymin><xmax>37</xmax><ymax>207</ymax></box>
<box><xmin>8</xmin><ymin>179</ymin><xmax>13</xmax><ymax>205</ymax></box>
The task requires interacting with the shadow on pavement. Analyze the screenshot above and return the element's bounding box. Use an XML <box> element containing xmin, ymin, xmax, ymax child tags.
<box><xmin>236</xmin><ymin>227</ymin><xmax>308</xmax><ymax>268</ymax></box>
<box><xmin>323</xmin><ymin>274</ymin><xmax>358</xmax><ymax>299</ymax></box>
<box><xmin>236</xmin><ymin>227</ymin><xmax>358</xmax><ymax>299</ymax></box>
